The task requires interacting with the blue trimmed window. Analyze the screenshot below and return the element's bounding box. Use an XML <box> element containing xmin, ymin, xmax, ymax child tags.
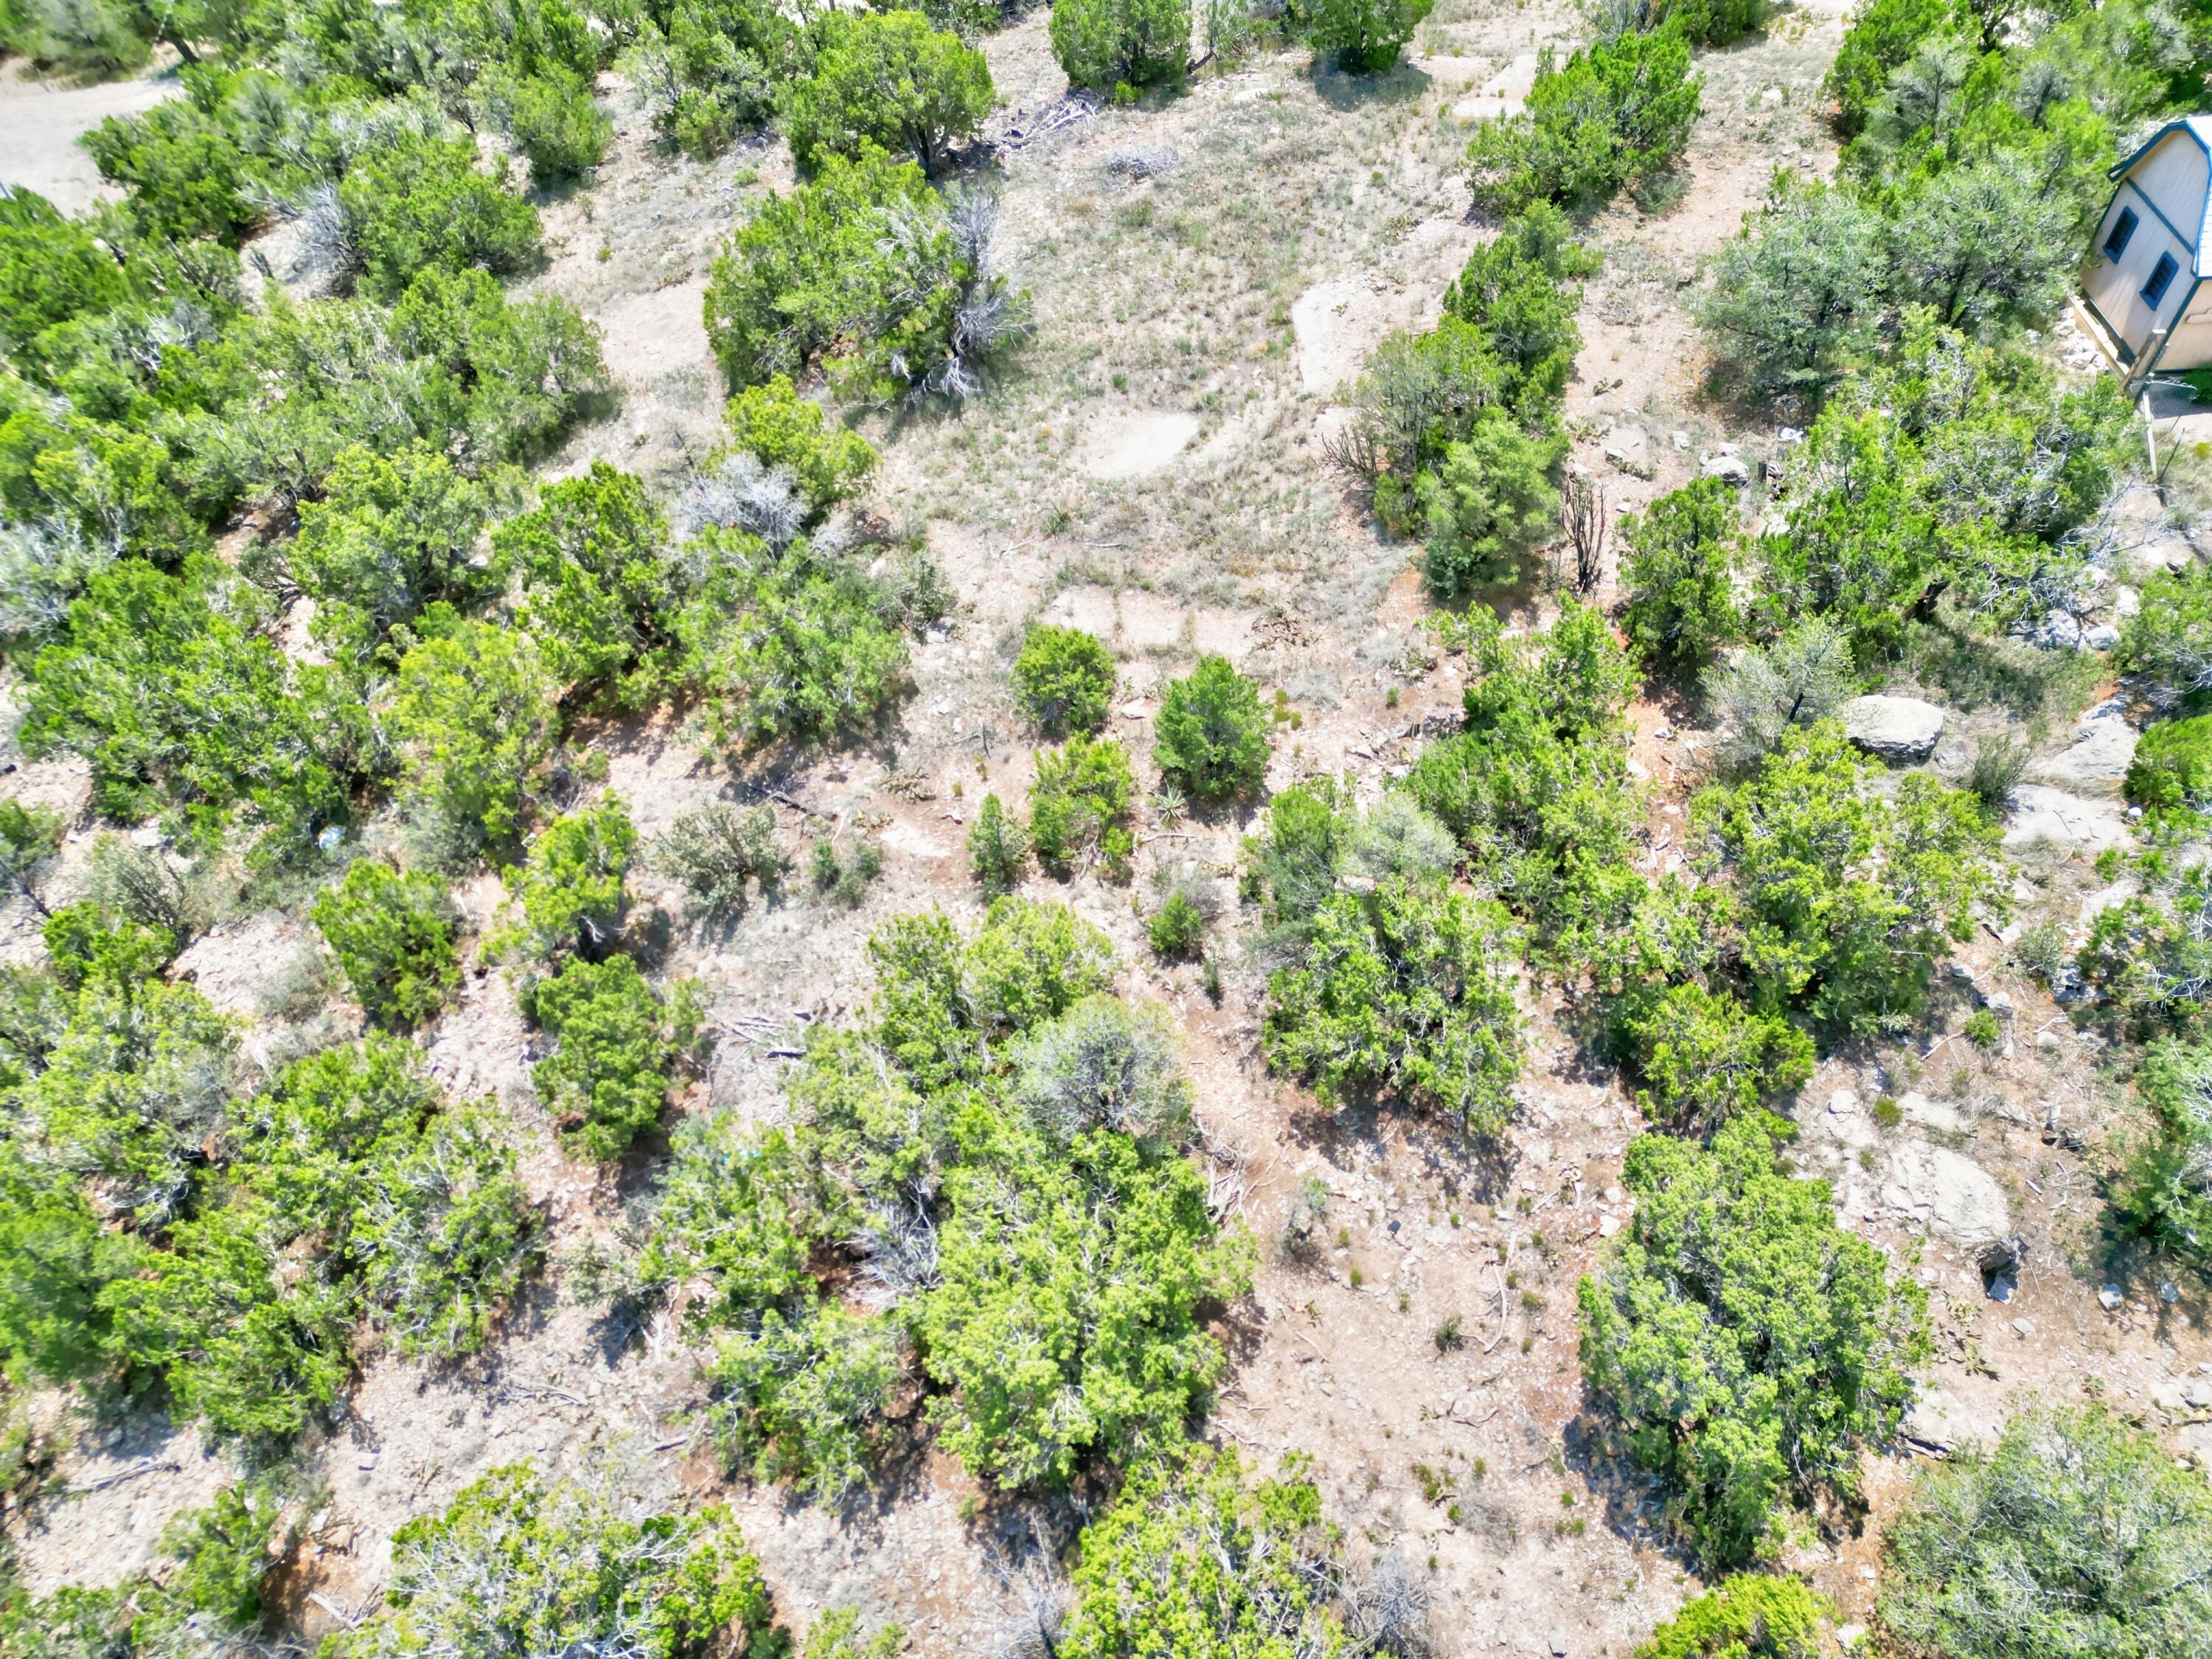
<box><xmin>2143</xmin><ymin>252</ymin><xmax>2180</xmax><ymax>308</ymax></box>
<box><xmin>2104</xmin><ymin>206</ymin><xmax>2138</xmax><ymax>260</ymax></box>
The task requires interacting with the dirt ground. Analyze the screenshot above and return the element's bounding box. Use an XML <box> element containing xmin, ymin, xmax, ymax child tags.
<box><xmin>8</xmin><ymin>4</ymin><xmax>2212</xmax><ymax>1655</ymax></box>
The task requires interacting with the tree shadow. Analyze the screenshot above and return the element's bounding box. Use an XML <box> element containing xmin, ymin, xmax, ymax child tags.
<box><xmin>1308</xmin><ymin>59</ymin><xmax>1433</xmax><ymax>111</ymax></box>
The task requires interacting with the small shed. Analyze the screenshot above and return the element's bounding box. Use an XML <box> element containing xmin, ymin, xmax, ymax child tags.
<box><xmin>2079</xmin><ymin>114</ymin><xmax>2212</xmax><ymax>380</ymax></box>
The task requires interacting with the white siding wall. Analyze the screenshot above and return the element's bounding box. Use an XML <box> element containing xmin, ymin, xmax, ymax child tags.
<box><xmin>2084</xmin><ymin>130</ymin><xmax>2205</xmax><ymax>364</ymax></box>
<box><xmin>2162</xmin><ymin>288</ymin><xmax>2212</xmax><ymax>372</ymax></box>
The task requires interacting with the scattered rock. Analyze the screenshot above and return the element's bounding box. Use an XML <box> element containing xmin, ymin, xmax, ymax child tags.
<box><xmin>2002</xmin><ymin>785</ymin><xmax>2131</xmax><ymax>853</ymax></box>
<box><xmin>1602</xmin><ymin>425</ymin><xmax>1654</xmax><ymax>478</ymax></box>
<box><xmin>2029</xmin><ymin>714</ymin><xmax>2138</xmax><ymax>798</ymax></box>
<box><xmin>1103</xmin><ymin>145</ymin><xmax>1176</xmax><ymax>178</ymax></box>
<box><xmin>1548</xmin><ymin>1630</ymin><xmax>1569</xmax><ymax>1658</ymax></box>
<box><xmin>1882</xmin><ymin>1141</ymin><xmax>2011</xmax><ymax>1246</ymax></box>
<box><xmin>1840</xmin><ymin>695</ymin><xmax>1946</xmax><ymax>763</ymax></box>
<box><xmin>1702</xmin><ymin>453</ymin><xmax>1752</xmax><ymax>485</ymax></box>
<box><xmin>2025</xmin><ymin>608</ymin><xmax>2083</xmax><ymax>650</ymax></box>
<box><xmin>2084</xmin><ymin>622</ymin><xmax>2121</xmax><ymax>651</ymax></box>
<box><xmin>2115</xmin><ymin>585</ymin><xmax>2141</xmax><ymax>618</ymax></box>
<box><xmin>2100</xmin><ymin>1284</ymin><xmax>2124</xmax><ymax>1310</ymax></box>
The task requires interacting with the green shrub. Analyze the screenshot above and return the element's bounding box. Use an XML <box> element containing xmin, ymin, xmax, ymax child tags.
<box><xmin>501</xmin><ymin>796</ymin><xmax>638</xmax><ymax>959</ymax></box>
<box><xmin>1440</xmin><ymin>203</ymin><xmax>1599</xmax><ymax>420</ymax></box>
<box><xmin>1299</xmin><ymin>0</ymin><xmax>1433</xmax><ymax>72</ymax></box>
<box><xmin>337</xmin><ymin>133</ymin><xmax>543</xmax><ymax>303</ymax></box>
<box><xmin>21</xmin><ymin>556</ymin><xmax>374</xmax><ymax>849</ymax></box>
<box><xmin>525</xmin><ymin>956</ymin><xmax>703</xmax><ymax>1161</ymax></box>
<box><xmin>0</xmin><ymin>801</ymin><xmax>63</xmax><ymax>919</ymax></box>
<box><xmin>1605</xmin><ymin>0</ymin><xmax>1770</xmax><ymax>46</ymax></box>
<box><xmin>1464</xmin><ymin>24</ymin><xmax>1702</xmax><ymax>215</ymax></box>
<box><xmin>1029</xmin><ymin>734</ymin><xmax>1136</xmax><ymax>878</ymax></box>
<box><xmin>310</xmin><ymin>860</ymin><xmax>459</xmax><ymax>1029</ymax></box>
<box><xmin>720</xmin><ymin>375</ymin><xmax>877</xmax><ymax>516</ymax></box>
<box><xmin>779</xmin><ymin>11</ymin><xmax>995</xmax><ymax>176</ymax></box>
<box><xmin>73</xmin><ymin>1032</ymin><xmax>536</xmax><ymax>1435</ymax></box>
<box><xmin>1638</xmin><ymin>1574</ymin><xmax>1827</xmax><ymax>1658</ymax></box>
<box><xmin>392</xmin><ymin>618</ymin><xmax>560</xmax><ymax>860</ymax></box>
<box><xmin>1264</xmin><ymin>877</ymin><xmax>1523</xmax><ymax>1135</ymax></box>
<box><xmin>1619</xmin><ymin>479</ymin><xmax>1745</xmax><ymax>681</ymax></box>
<box><xmin>2110</xmin><ymin>1037</ymin><xmax>2212</xmax><ymax>1267</ymax></box>
<box><xmin>505</xmin><ymin>70</ymin><xmax>613</xmax><ymax>184</ymax></box>
<box><xmin>802</xmin><ymin>1607</ymin><xmax>904</xmax><ymax>1659</ymax></box>
<box><xmin>1694</xmin><ymin>721</ymin><xmax>2003</xmax><ymax>1033</ymax></box>
<box><xmin>1149</xmin><ymin>890</ymin><xmax>1208</xmax><ymax>961</ymax></box>
<box><xmin>611</xmin><ymin>1137</ymin><xmax>807</xmax><ymax>1353</ymax></box>
<box><xmin>963</xmin><ymin>895</ymin><xmax>1118</xmax><ymax>1034</ymax></box>
<box><xmin>1335</xmin><ymin>319</ymin><xmax>1509</xmax><ymax>518</ymax></box>
<box><xmin>1578</xmin><ymin>1116</ymin><xmax>1929</xmax><ymax>1568</ymax></box>
<box><xmin>1048</xmin><ymin>0</ymin><xmax>1192</xmax><ymax>90</ymax></box>
<box><xmin>0</xmin><ymin>1144</ymin><xmax>127</xmax><ymax>1388</ymax></box>
<box><xmin>967</xmin><ymin>792</ymin><xmax>1029</xmax><ymax>895</ymax></box>
<box><xmin>703</xmin><ymin>145</ymin><xmax>1022</xmax><ymax>399</ymax></box>
<box><xmin>1823</xmin><ymin>0</ymin><xmax>1966</xmax><ymax>139</ymax></box>
<box><xmin>1060</xmin><ymin>1447</ymin><xmax>1354</xmax><ymax>1659</ymax></box>
<box><xmin>344</xmin><ymin>1467</ymin><xmax>782</xmax><ymax>1659</ymax></box>
<box><xmin>1242</xmin><ymin>776</ymin><xmax>1354</xmax><ymax>947</ymax></box>
<box><xmin>675</xmin><ymin>529</ymin><xmax>914</xmax><ymax>750</ymax></box>
<box><xmin>1155</xmin><ymin>655</ymin><xmax>1271</xmax><ymax>801</ymax></box>
<box><xmin>1621</xmin><ymin>983</ymin><xmax>1812</xmax><ymax>1129</ymax></box>
<box><xmin>496</xmin><ymin>463</ymin><xmax>681</xmax><ymax>711</ymax></box>
<box><xmin>810</xmin><ymin>836</ymin><xmax>884</xmax><ymax>908</ymax></box>
<box><xmin>82</xmin><ymin>99</ymin><xmax>256</xmax><ymax>245</ymax></box>
<box><xmin>1885</xmin><ymin>156</ymin><xmax>2077</xmax><ymax>335</ymax></box>
<box><xmin>1400</xmin><ymin>601</ymin><xmax>1640</xmax><ymax>927</ymax></box>
<box><xmin>1695</xmin><ymin>178</ymin><xmax>1883</xmax><ymax>396</ymax></box>
<box><xmin>1879</xmin><ymin>1402</ymin><xmax>2212</xmax><ymax>1658</ymax></box>
<box><xmin>1701</xmin><ymin>618</ymin><xmax>1857</xmax><ymax>768</ymax></box>
<box><xmin>2127</xmin><ymin>714</ymin><xmax>2212</xmax><ymax>816</ymax></box>
<box><xmin>651</xmin><ymin>801</ymin><xmax>790</xmax><ymax>920</ymax></box>
<box><xmin>1013</xmin><ymin>623</ymin><xmax>1116</xmax><ymax>737</ymax></box>
<box><xmin>1961</xmin><ymin>1005</ymin><xmax>2001</xmax><ymax>1048</ymax></box>
<box><xmin>917</xmin><ymin>1119</ymin><xmax>1248</xmax><ymax>1488</ymax></box>
<box><xmin>631</xmin><ymin>0</ymin><xmax>796</xmax><ymax>159</ymax></box>
<box><xmin>2117</xmin><ymin>564</ymin><xmax>2212</xmax><ymax>706</ymax></box>
<box><xmin>235</xmin><ymin>1037</ymin><xmax>538</xmax><ymax>1360</ymax></box>
<box><xmin>707</xmin><ymin>1303</ymin><xmax>903</xmax><ymax>1500</ymax></box>
<box><xmin>289</xmin><ymin>443</ymin><xmax>505</xmax><ymax>654</ymax></box>
<box><xmin>1415</xmin><ymin>407</ymin><xmax>1565</xmax><ymax>598</ymax></box>
<box><xmin>1013</xmin><ymin>995</ymin><xmax>1194</xmax><ymax>1150</ymax></box>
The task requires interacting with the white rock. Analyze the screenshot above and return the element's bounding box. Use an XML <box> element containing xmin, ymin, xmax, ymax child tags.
<box><xmin>2003</xmin><ymin>785</ymin><xmax>2131</xmax><ymax>853</ymax></box>
<box><xmin>1902</xmin><ymin>1387</ymin><xmax>1997</xmax><ymax>1455</ymax></box>
<box><xmin>2031</xmin><ymin>715</ymin><xmax>2138</xmax><ymax>796</ymax></box>
<box><xmin>1842</xmin><ymin>695</ymin><xmax>1946</xmax><ymax>762</ymax></box>
<box><xmin>1882</xmin><ymin>1141</ymin><xmax>2011</xmax><ymax>1246</ymax></box>
<box><xmin>1899</xmin><ymin>1091</ymin><xmax>1965</xmax><ymax>1133</ymax></box>
<box><xmin>1703</xmin><ymin>453</ymin><xmax>1752</xmax><ymax>485</ymax></box>
<box><xmin>2100</xmin><ymin>1284</ymin><xmax>2124</xmax><ymax>1310</ymax></box>
<box><xmin>2115</xmin><ymin>585</ymin><xmax>2141</xmax><ymax>618</ymax></box>
<box><xmin>2084</xmin><ymin>623</ymin><xmax>2121</xmax><ymax>651</ymax></box>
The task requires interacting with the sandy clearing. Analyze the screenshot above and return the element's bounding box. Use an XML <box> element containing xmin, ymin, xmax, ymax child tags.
<box><xmin>0</xmin><ymin>63</ymin><xmax>178</xmax><ymax>215</ymax></box>
<box><xmin>1077</xmin><ymin>408</ymin><xmax>1202</xmax><ymax>479</ymax></box>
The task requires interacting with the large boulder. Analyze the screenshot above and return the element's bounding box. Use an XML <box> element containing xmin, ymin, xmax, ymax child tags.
<box><xmin>1841</xmin><ymin>695</ymin><xmax>1946</xmax><ymax>763</ymax></box>
<box><xmin>1883</xmin><ymin>1141</ymin><xmax>2010</xmax><ymax>1248</ymax></box>
<box><xmin>2003</xmin><ymin>785</ymin><xmax>2130</xmax><ymax>853</ymax></box>
<box><xmin>2029</xmin><ymin>714</ymin><xmax>2138</xmax><ymax>797</ymax></box>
